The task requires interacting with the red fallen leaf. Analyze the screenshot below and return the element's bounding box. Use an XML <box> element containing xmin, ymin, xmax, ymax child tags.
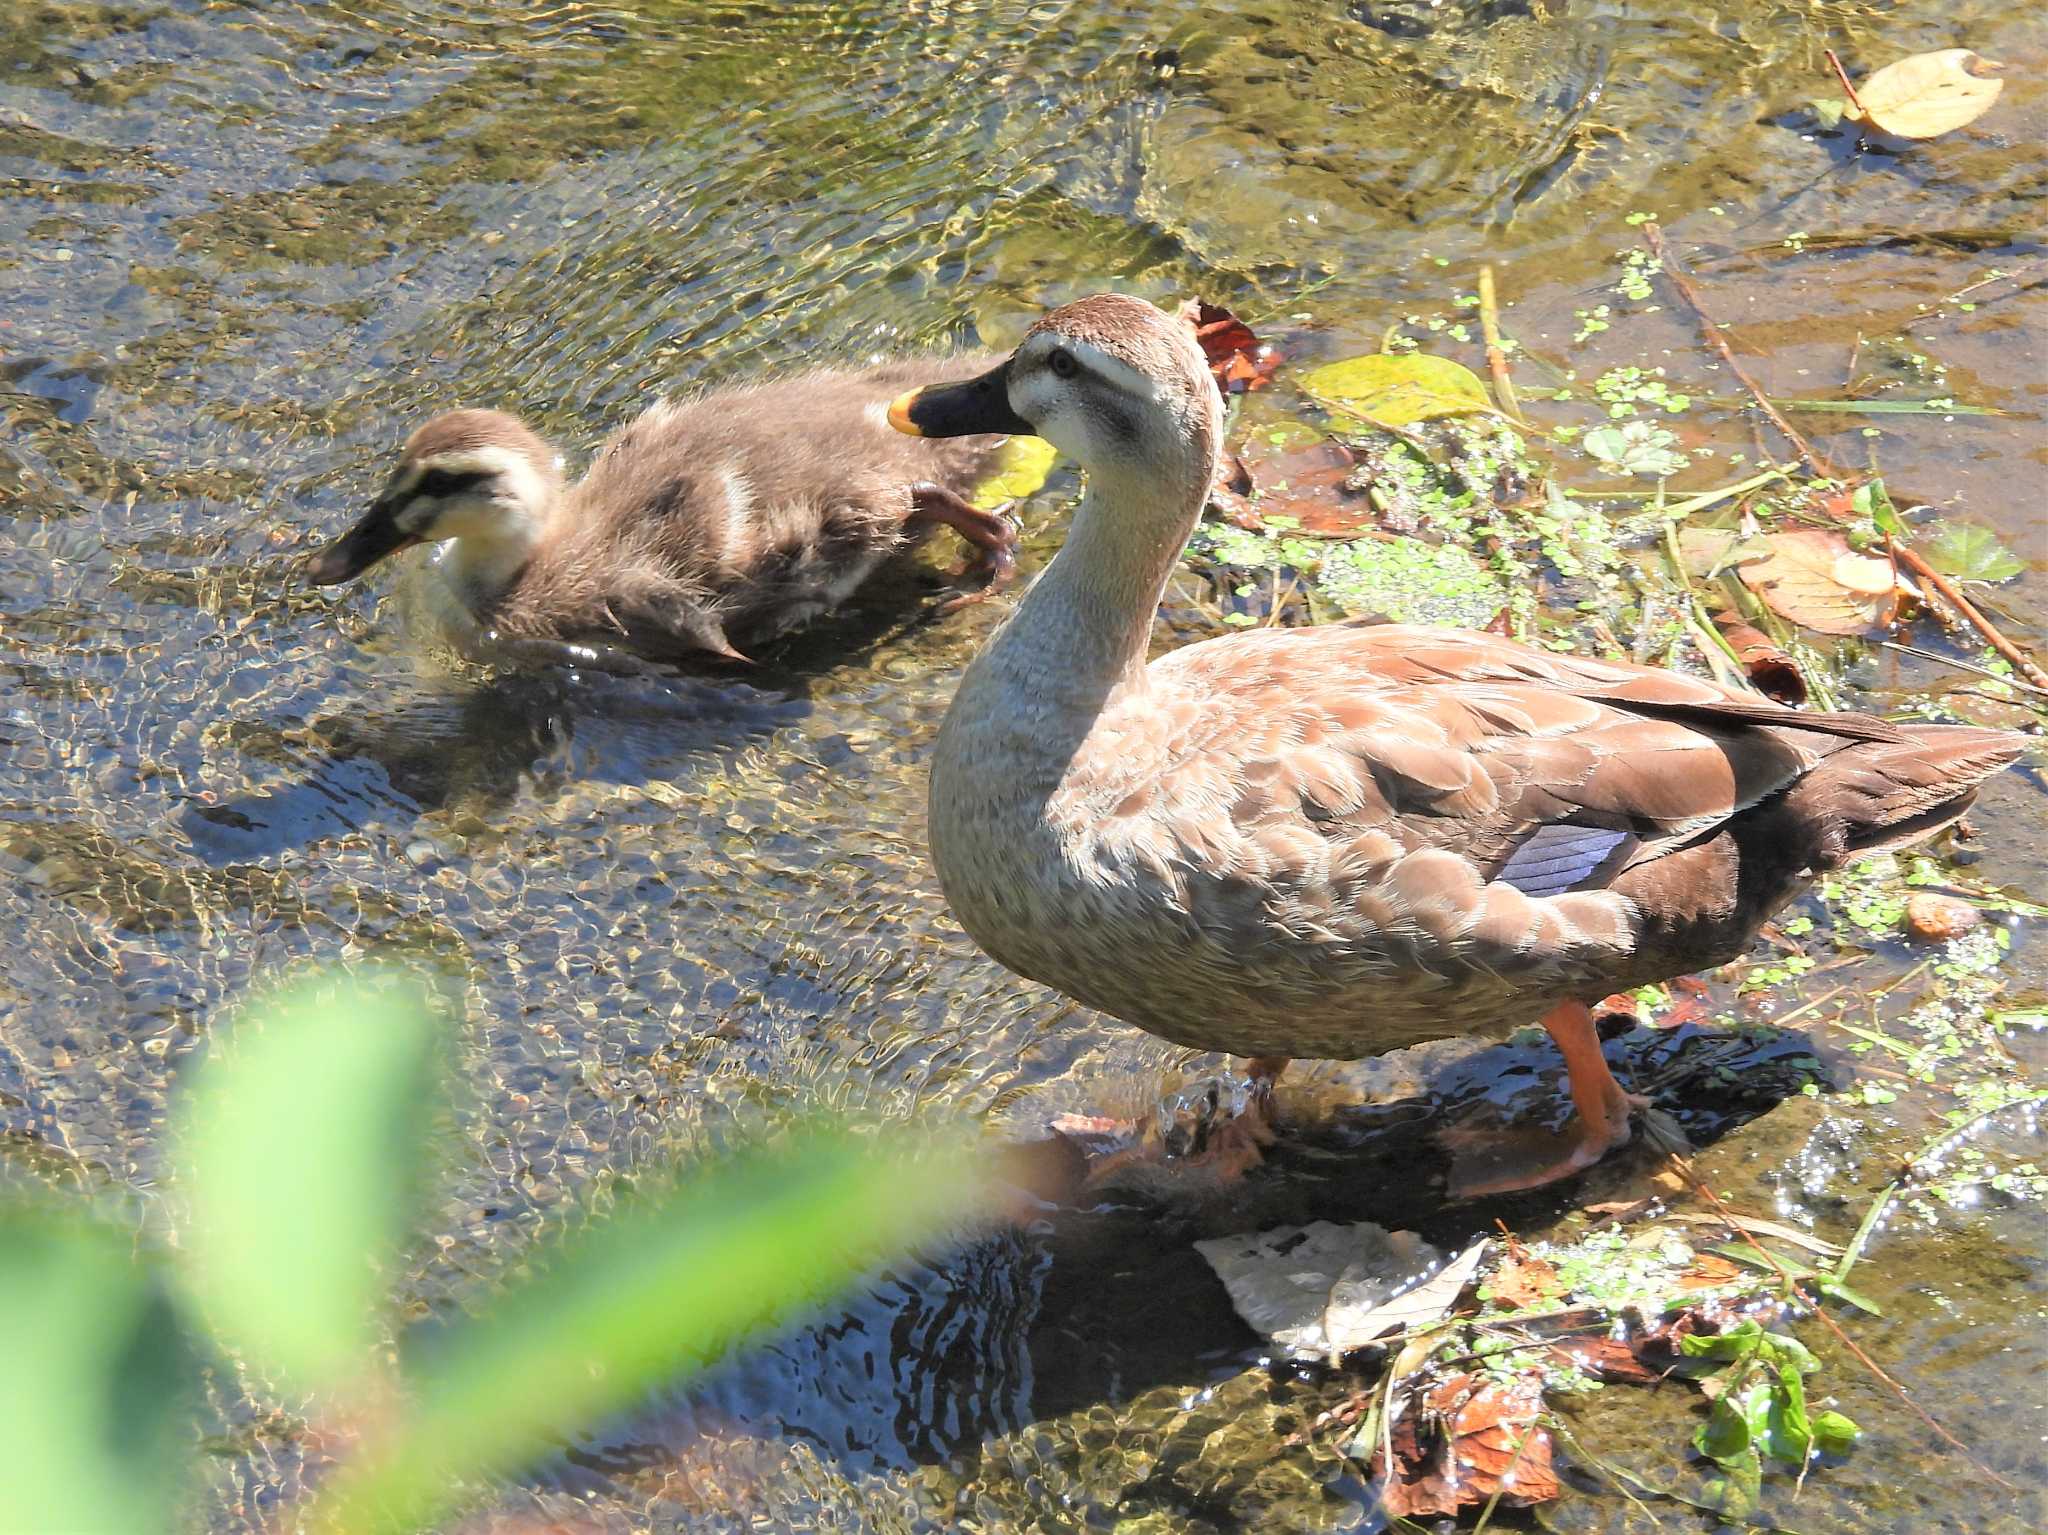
<box><xmin>1807</xmin><ymin>483</ymin><xmax>1860</xmax><ymax>521</ymax></box>
<box><xmin>1179</xmin><ymin>298</ymin><xmax>1281</xmax><ymax>396</ymax></box>
<box><xmin>1551</xmin><ymin>1335</ymin><xmax>1664</xmax><ymax>1385</ymax></box>
<box><xmin>1376</xmin><ymin>1372</ymin><xmax>1561</xmax><ymax>1518</ymax></box>
<box><xmin>1655</xmin><ymin>995</ymin><xmax>1712</xmax><ymax>1030</ymax></box>
<box><xmin>1222</xmin><ymin>434</ymin><xmax>1381</xmax><ymax>536</ymax></box>
<box><xmin>1713</xmin><ymin>614</ymin><xmax>1808</xmax><ymax>707</ymax></box>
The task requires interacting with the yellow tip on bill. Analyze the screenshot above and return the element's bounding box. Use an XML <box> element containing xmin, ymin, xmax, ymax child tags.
<box><xmin>886</xmin><ymin>388</ymin><xmax>924</xmax><ymax>436</ymax></box>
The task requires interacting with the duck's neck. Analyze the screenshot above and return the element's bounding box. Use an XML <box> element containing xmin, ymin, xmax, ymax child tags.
<box><xmin>438</xmin><ymin>498</ymin><xmax>553</xmax><ymax>604</ymax></box>
<box><xmin>956</xmin><ymin>443</ymin><xmax>1210</xmax><ymax>759</ymax></box>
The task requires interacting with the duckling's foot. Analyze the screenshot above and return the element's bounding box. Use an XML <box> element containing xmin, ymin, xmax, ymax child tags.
<box><xmin>1047</xmin><ymin>1058</ymin><xmax>1288</xmax><ymax>1189</ymax></box>
<box><xmin>908</xmin><ymin>482</ymin><xmax>1017</xmax><ymax>606</ymax></box>
<box><xmin>1172</xmin><ymin>1056</ymin><xmax>1287</xmax><ymax>1180</ymax></box>
<box><xmin>1442</xmin><ymin>999</ymin><xmax>1651</xmax><ymax>1199</ymax></box>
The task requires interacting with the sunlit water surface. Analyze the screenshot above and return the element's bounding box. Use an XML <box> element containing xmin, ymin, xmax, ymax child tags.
<box><xmin>2</xmin><ymin>1</ymin><xmax>2044</xmax><ymax>1529</ymax></box>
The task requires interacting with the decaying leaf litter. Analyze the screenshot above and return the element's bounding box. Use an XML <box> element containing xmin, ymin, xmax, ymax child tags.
<box><xmin>1027</xmin><ymin>65</ymin><xmax>2045</xmax><ymax>1522</ymax></box>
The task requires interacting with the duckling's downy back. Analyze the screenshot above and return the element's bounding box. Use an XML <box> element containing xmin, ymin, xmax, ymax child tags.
<box><xmin>492</xmin><ymin>354</ymin><xmax>1010</xmax><ymax>657</ymax></box>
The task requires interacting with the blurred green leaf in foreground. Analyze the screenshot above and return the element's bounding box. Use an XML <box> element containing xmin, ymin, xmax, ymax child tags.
<box><xmin>0</xmin><ymin>968</ymin><xmax>991</xmax><ymax>1535</ymax></box>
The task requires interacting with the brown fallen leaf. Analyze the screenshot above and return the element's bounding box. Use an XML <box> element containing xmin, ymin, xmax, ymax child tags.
<box><xmin>1683</xmin><ymin>528</ymin><xmax>1912</xmax><ymax>636</ymax></box>
<box><xmin>1855</xmin><ymin>49</ymin><xmax>2007</xmax><ymax>140</ymax></box>
<box><xmin>1713</xmin><ymin>614</ymin><xmax>1809</xmax><ymax>707</ymax></box>
<box><xmin>1238</xmin><ymin>435</ymin><xmax>1377</xmax><ymax>535</ymax></box>
<box><xmin>1376</xmin><ymin>1372</ymin><xmax>1561</xmax><ymax>1517</ymax></box>
<box><xmin>1551</xmin><ymin>1334</ymin><xmax>1664</xmax><ymax>1385</ymax></box>
<box><xmin>1179</xmin><ymin>299</ymin><xmax>1281</xmax><ymax>396</ymax></box>
<box><xmin>1630</xmin><ymin>1301</ymin><xmax>1742</xmax><ymax>1373</ymax></box>
<box><xmin>1487</xmin><ymin>1251</ymin><xmax>1566</xmax><ymax>1309</ymax></box>
<box><xmin>1207</xmin><ymin>449</ymin><xmax>1259</xmax><ymax>528</ymax></box>
<box><xmin>1676</xmin><ymin>1253</ymin><xmax>1746</xmax><ymax>1291</ymax></box>
<box><xmin>1582</xmin><ymin>1195</ymin><xmax>1659</xmax><ymax>1223</ymax></box>
<box><xmin>1205</xmin><ymin>430</ymin><xmax>1387</xmax><ymax>537</ymax></box>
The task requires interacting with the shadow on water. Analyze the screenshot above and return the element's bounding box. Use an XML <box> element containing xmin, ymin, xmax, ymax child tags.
<box><xmin>539</xmin><ymin>1020</ymin><xmax>1819</xmax><ymax>1492</ymax></box>
<box><xmin>175</xmin><ymin>563</ymin><xmax>969</xmax><ymax>863</ymax></box>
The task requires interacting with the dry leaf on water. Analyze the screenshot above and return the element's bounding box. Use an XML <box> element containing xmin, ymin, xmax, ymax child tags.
<box><xmin>1299</xmin><ymin>352</ymin><xmax>1493</xmax><ymax>431</ymax></box>
<box><xmin>1375</xmin><ymin>1371</ymin><xmax>1562</xmax><ymax>1518</ymax></box>
<box><xmin>1486</xmin><ymin>1251</ymin><xmax>1565</xmax><ymax>1309</ymax></box>
<box><xmin>1196</xmin><ymin>1224</ymin><xmax>1487</xmax><ymax>1360</ymax></box>
<box><xmin>1677</xmin><ymin>1253</ymin><xmax>1747</xmax><ymax>1291</ymax></box>
<box><xmin>1235</xmin><ymin>434</ymin><xmax>1382</xmax><ymax>535</ymax></box>
<box><xmin>1179</xmin><ymin>299</ymin><xmax>1280</xmax><ymax>396</ymax></box>
<box><xmin>1551</xmin><ymin>1335</ymin><xmax>1664</xmax><ymax>1385</ymax></box>
<box><xmin>1855</xmin><ymin>49</ymin><xmax>2006</xmax><ymax>139</ymax></box>
<box><xmin>1679</xmin><ymin>528</ymin><xmax>1913</xmax><ymax>636</ymax></box>
<box><xmin>1712</xmin><ymin>614</ymin><xmax>1808</xmax><ymax>707</ymax></box>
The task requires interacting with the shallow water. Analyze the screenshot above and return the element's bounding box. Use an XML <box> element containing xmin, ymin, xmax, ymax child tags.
<box><xmin>2</xmin><ymin>0</ymin><xmax>2045</xmax><ymax>1529</ymax></box>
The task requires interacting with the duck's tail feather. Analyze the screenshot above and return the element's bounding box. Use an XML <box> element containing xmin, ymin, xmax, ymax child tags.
<box><xmin>1797</xmin><ymin>723</ymin><xmax>2027</xmax><ymax>862</ymax></box>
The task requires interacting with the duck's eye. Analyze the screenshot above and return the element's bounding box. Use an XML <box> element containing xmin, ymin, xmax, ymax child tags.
<box><xmin>416</xmin><ymin>468</ymin><xmax>488</xmax><ymax>500</ymax></box>
<box><xmin>1047</xmin><ymin>347</ymin><xmax>1079</xmax><ymax>380</ymax></box>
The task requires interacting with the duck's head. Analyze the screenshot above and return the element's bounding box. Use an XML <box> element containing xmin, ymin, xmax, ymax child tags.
<box><xmin>308</xmin><ymin>408</ymin><xmax>561</xmax><ymax>585</ymax></box>
<box><xmin>889</xmin><ymin>294</ymin><xmax>1219</xmax><ymax>496</ymax></box>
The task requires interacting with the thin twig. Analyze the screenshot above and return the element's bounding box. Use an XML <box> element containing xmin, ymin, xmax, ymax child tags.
<box><xmin>1822</xmin><ymin>49</ymin><xmax>1867</xmax><ymax>118</ymax></box>
<box><xmin>1477</xmin><ymin>266</ymin><xmax>1526</xmax><ymax>426</ymax></box>
<box><xmin>1888</xmin><ymin>538</ymin><xmax>2048</xmax><ymax>691</ymax></box>
<box><xmin>1881</xmin><ymin>640</ymin><xmax>2048</xmax><ymax>699</ymax></box>
<box><xmin>1644</xmin><ymin>223</ymin><xmax>1839</xmax><ymax>478</ymax></box>
<box><xmin>1666</xmin><ymin>1151</ymin><xmax>2019</xmax><ymax>1492</ymax></box>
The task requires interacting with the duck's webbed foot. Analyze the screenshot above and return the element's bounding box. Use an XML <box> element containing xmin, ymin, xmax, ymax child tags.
<box><xmin>1443</xmin><ymin>999</ymin><xmax>1652</xmax><ymax>1199</ymax></box>
<box><xmin>907</xmin><ymin>482</ymin><xmax>1017</xmax><ymax>610</ymax></box>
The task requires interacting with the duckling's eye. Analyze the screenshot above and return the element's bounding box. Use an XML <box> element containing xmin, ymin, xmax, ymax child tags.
<box><xmin>1047</xmin><ymin>348</ymin><xmax>1079</xmax><ymax>380</ymax></box>
<box><xmin>416</xmin><ymin>468</ymin><xmax>488</xmax><ymax>500</ymax></box>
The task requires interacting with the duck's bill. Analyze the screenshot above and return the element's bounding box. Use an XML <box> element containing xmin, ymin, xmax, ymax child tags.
<box><xmin>887</xmin><ymin>363</ymin><xmax>1033</xmax><ymax>439</ymax></box>
<box><xmin>306</xmin><ymin>500</ymin><xmax>422</xmax><ymax>584</ymax></box>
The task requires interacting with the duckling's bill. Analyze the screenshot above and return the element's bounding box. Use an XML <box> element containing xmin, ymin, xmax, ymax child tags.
<box><xmin>306</xmin><ymin>498</ymin><xmax>422</xmax><ymax>584</ymax></box>
<box><xmin>887</xmin><ymin>361</ymin><xmax>1033</xmax><ymax>440</ymax></box>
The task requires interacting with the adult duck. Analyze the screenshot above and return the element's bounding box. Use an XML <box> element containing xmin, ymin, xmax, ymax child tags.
<box><xmin>889</xmin><ymin>293</ymin><xmax>2024</xmax><ymax>1193</ymax></box>
<box><xmin>309</xmin><ymin>357</ymin><xmax>1018</xmax><ymax>662</ymax></box>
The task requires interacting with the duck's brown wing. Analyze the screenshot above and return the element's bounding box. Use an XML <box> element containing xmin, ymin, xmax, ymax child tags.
<box><xmin>1066</xmin><ymin>624</ymin><xmax>2016</xmax><ymax>987</ymax></box>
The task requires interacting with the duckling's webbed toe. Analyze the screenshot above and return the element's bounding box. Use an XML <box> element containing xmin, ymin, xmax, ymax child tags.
<box><xmin>907</xmin><ymin>482</ymin><xmax>1018</xmax><ymax>600</ymax></box>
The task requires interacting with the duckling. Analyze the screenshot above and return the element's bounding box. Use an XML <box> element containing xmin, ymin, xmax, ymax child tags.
<box><xmin>308</xmin><ymin>357</ymin><xmax>1020</xmax><ymax>661</ymax></box>
<box><xmin>889</xmin><ymin>294</ymin><xmax>2027</xmax><ymax>1195</ymax></box>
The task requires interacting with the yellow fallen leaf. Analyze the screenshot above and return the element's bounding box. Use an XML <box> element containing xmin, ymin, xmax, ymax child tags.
<box><xmin>1855</xmin><ymin>49</ymin><xmax>2005</xmax><ymax>140</ymax></box>
<box><xmin>968</xmin><ymin>433</ymin><xmax>1058</xmax><ymax>510</ymax></box>
<box><xmin>1298</xmin><ymin>353</ymin><xmax>1492</xmax><ymax>431</ymax></box>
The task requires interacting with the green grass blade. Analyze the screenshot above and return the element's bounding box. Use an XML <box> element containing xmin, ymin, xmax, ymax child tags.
<box><xmin>0</xmin><ymin>1211</ymin><xmax>199</xmax><ymax>1534</ymax></box>
<box><xmin>175</xmin><ymin>970</ymin><xmax>446</xmax><ymax>1398</ymax></box>
<box><xmin>310</xmin><ymin>1128</ymin><xmax>990</xmax><ymax>1534</ymax></box>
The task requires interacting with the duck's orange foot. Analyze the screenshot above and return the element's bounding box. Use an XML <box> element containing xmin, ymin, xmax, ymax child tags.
<box><xmin>1441</xmin><ymin>1089</ymin><xmax>1653</xmax><ymax>1200</ymax></box>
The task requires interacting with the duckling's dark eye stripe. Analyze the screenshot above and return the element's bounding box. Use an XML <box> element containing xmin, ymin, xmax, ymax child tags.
<box><xmin>415</xmin><ymin>468</ymin><xmax>487</xmax><ymax>499</ymax></box>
